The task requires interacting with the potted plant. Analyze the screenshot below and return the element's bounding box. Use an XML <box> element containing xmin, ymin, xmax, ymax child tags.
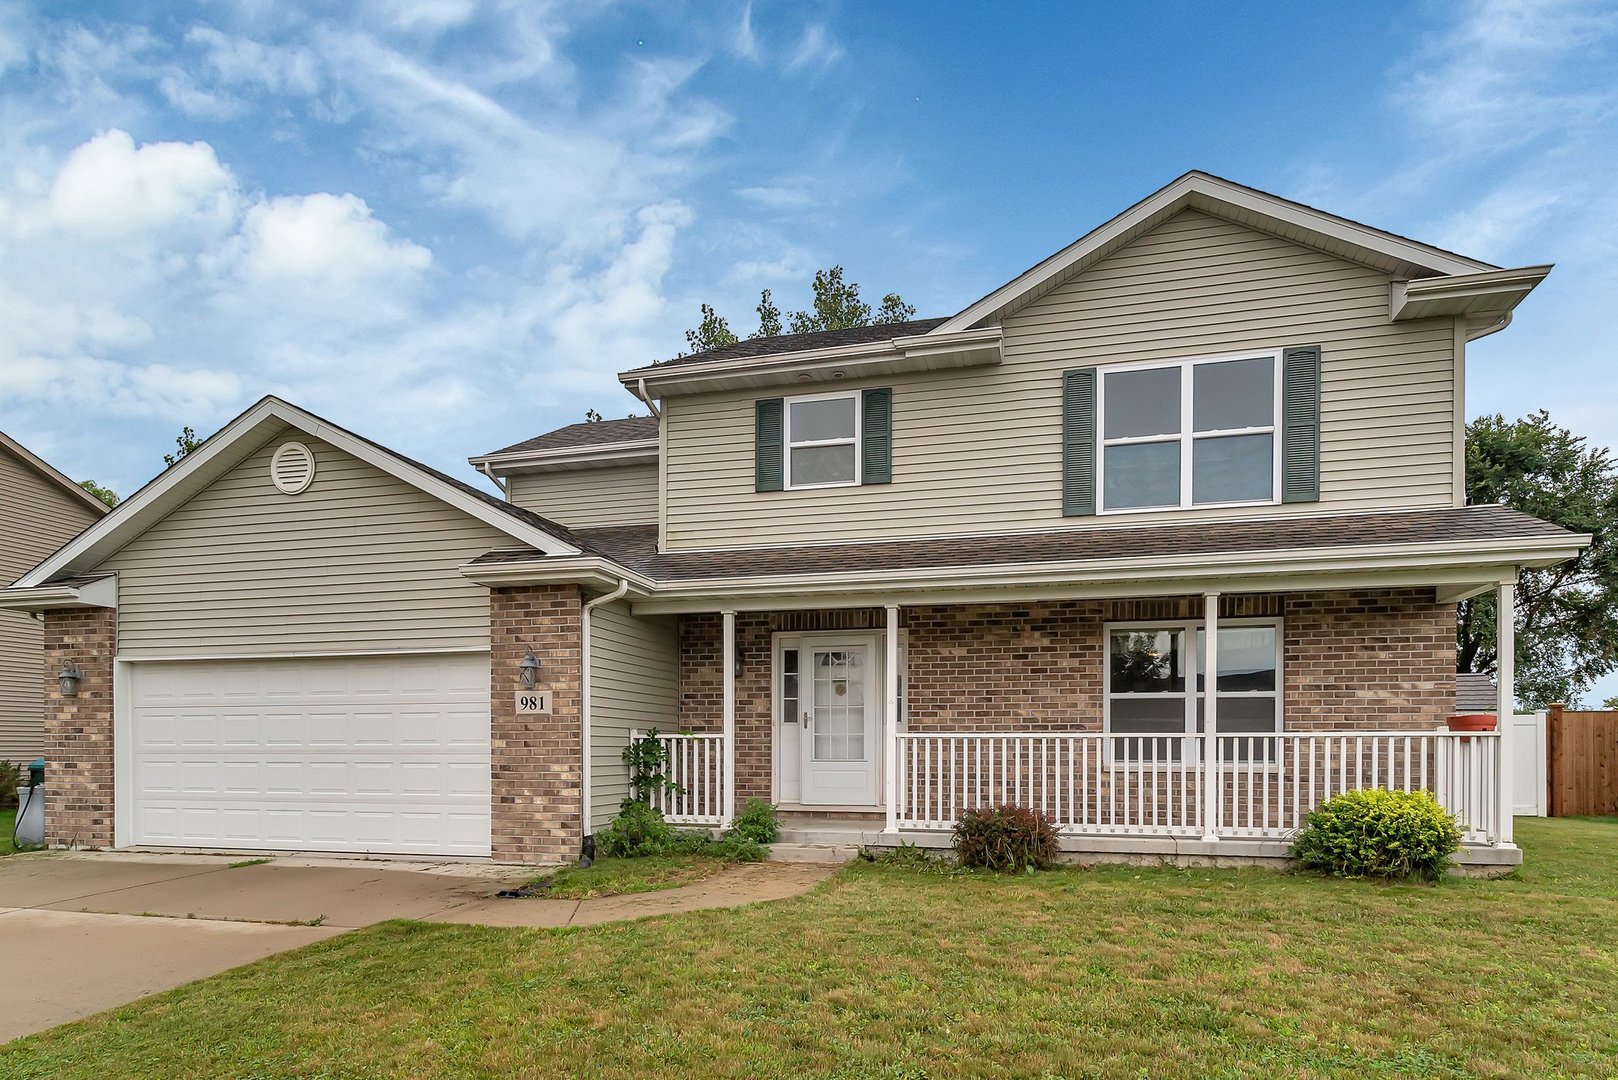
<box><xmin>1447</xmin><ymin>713</ymin><xmax>1497</xmax><ymax>742</ymax></box>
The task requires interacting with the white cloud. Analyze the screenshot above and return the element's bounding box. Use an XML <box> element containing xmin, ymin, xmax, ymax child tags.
<box><xmin>732</xmin><ymin>3</ymin><xmax>761</xmax><ymax>63</ymax></box>
<box><xmin>47</xmin><ymin>129</ymin><xmax>239</xmax><ymax>242</ymax></box>
<box><xmin>784</xmin><ymin>24</ymin><xmax>844</xmax><ymax>74</ymax></box>
<box><xmin>233</xmin><ymin>192</ymin><xmax>430</xmax><ymax>289</ymax></box>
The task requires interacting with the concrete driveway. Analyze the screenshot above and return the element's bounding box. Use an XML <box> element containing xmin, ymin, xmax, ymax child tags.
<box><xmin>0</xmin><ymin>852</ymin><xmax>528</xmax><ymax>1042</ymax></box>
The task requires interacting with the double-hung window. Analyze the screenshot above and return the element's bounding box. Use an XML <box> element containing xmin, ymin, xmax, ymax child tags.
<box><xmin>1099</xmin><ymin>351</ymin><xmax>1280</xmax><ymax>512</ymax></box>
<box><xmin>785</xmin><ymin>391</ymin><xmax>860</xmax><ymax>489</ymax></box>
<box><xmin>1104</xmin><ymin>620</ymin><xmax>1282</xmax><ymax>762</ymax></box>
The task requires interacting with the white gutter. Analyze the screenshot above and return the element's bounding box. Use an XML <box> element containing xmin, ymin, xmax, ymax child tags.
<box><xmin>579</xmin><ymin>577</ymin><xmax>631</xmax><ymax>860</ymax></box>
<box><xmin>634</xmin><ymin>378</ymin><xmax>661</xmax><ymax>418</ymax></box>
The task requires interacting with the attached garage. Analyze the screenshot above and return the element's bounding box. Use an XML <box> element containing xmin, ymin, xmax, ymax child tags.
<box><xmin>1</xmin><ymin>399</ymin><xmax>589</xmax><ymax>862</ymax></box>
<box><xmin>125</xmin><ymin>654</ymin><xmax>491</xmax><ymax>857</ymax></box>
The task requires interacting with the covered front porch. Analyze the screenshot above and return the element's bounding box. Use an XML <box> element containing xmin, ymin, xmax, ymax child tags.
<box><xmin>636</xmin><ymin>580</ymin><xmax>1522</xmax><ymax>867</ymax></box>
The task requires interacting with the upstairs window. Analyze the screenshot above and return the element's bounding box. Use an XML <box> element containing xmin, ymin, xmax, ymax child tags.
<box><xmin>785</xmin><ymin>391</ymin><xmax>860</xmax><ymax>488</ymax></box>
<box><xmin>1099</xmin><ymin>352</ymin><xmax>1279</xmax><ymax>512</ymax></box>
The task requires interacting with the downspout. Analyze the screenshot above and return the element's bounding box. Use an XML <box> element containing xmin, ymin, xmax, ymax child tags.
<box><xmin>632</xmin><ymin>378</ymin><xmax>661</xmax><ymax>419</ymax></box>
<box><xmin>479</xmin><ymin>461</ymin><xmax>508</xmax><ymax>498</ymax></box>
<box><xmin>579</xmin><ymin>577</ymin><xmax>631</xmax><ymax>865</ymax></box>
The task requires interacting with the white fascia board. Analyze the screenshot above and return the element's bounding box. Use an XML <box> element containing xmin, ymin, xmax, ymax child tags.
<box><xmin>934</xmin><ymin>172</ymin><xmax>1496</xmax><ymax>334</ymax></box>
<box><xmin>468</xmin><ymin>440</ymin><xmax>660</xmax><ymax>473</ymax></box>
<box><xmin>1390</xmin><ymin>265</ymin><xmax>1553</xmax><ymax>321</ymax></box>
<box><xmin>0</xmin><ymin>574</ymin><xmax>116</xmax><ymax>612</ymax></box>
<box><xmin>618</xmin><ymin>327</ymin><xmax>1002</xmax><ymax>396</ymax></box>
<box><xmin>458</xmin><ymin>556</ymin><xmax>657</xmax><ymax>593</ymax></box>
<box><xmin>630</xmin><ymin>565</ymin><xmax>1521</xmax><ymax>615</ymax></box>
<box><xmin>17</xmin><ymin>397</ymin><xmax>579</xmax><ymax>588</ymax></box>
<box><xmin>0</xmin><ymin>431</ymin><xmax>112</xmax><ymax>515</ymax></box>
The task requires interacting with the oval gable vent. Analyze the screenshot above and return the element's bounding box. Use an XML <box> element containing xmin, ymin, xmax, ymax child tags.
<box><xmin>270</xmin><ymin>442</ymin><xmax>316</xmax><ymax>495</ymax></box>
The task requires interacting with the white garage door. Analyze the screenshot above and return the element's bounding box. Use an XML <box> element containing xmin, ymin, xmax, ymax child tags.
<box><xmin>129</xmin><ymin>653</ymin><xmax>491</xmax><ymax>857</ymax></box>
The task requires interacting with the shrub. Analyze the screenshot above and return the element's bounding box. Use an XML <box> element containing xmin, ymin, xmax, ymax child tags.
<box><xmin>596</xmin><ymin>799</ymin><xmax>676</xmax><ymax>858</ymax></box>
<box><xmin>1290</xmin><ymin>788</ymin><xmax>1462</xmax><ymax>881</ymax></box>
<box><xmin>952</xmin><ymin>804</ymin><xmax>1058</xmax><ymax>873</ymax></box>
<box><xmin>728</xmin><ymin>799</ymin><xmax>779</xmax><ymax>844</ymax></box>
<box><xmin>0</xmin><ymin>761</ymin><xmax>20</xmax><ymax>810</ymax></box>
<box><xmin>709</xmin><ymin>834</ymin><xmax>768</xmax><ymax>862</ymax></box>
<box><xmin>622</xmin><ymin>730</ymin><xmax>681</xmax><ymax>805</ymax></box>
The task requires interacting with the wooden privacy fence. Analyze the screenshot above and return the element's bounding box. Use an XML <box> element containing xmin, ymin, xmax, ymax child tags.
<box><xmin>1547</xmin><ymin>704</ymin><xmax>1618</xmax><ymax>816</ymax></box>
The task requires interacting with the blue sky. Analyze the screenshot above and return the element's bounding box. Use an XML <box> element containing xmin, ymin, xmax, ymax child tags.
<box><xmin>0</xmin><ymin>2</ymin><xmax>1613</xmax><ymax>501</ymax></box>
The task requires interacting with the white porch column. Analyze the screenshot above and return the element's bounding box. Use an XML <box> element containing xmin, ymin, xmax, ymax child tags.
<box><xmin>1201</xmin><ymin>592</ymin><xmax>1220</xmax><ymax>843</ymax></box>
<box><xmin>721</xmin><ymin>609</ymin><xmax>737</xmax><ymax>826</ymax></box>
<box><xmin>1495</xmin><ymin>579</ymin><xmax>1516</xmax><ymax>845</ymax></box>
<box><xmin>884</xmin><ymin>603</ymin><xmax>901</xmax><ymax>834</ymax></box>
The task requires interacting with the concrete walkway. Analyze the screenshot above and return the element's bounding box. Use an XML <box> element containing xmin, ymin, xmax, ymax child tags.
<box><xmin>429</xmin><ymin>861</ymin><xmax>839</xmax><ymax>928</ymax></box>
<box><xmin>0</xmin><ymin>852</ymin><xmax>837</xmax><ymax>1041</ymax></box>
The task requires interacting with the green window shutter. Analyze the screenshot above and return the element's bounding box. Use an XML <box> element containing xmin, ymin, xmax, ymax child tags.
<box><xmin>861</xmin><ymin>387</ymin><xmax>893</xmax><ymax>484</ymax></box>
<box><xmin>755</xmin><ymin>398</ymin><xmax>784</xmax><ymax>492</ymax></box>
<box><xmin>1062</xmin><ymin>368</ymin><xmax>1097</xmax><ymax>517</ymax></box>
<box><xmin>1281</xmin><ymin>345</ymin><xmax>1322</xmax><ymax>503</ymax></box>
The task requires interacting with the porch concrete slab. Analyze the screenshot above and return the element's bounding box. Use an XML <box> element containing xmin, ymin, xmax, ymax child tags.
<box><xmin>0</xmin><ymin>907</ymin><xmax>340</xmax><ymax>1043</ymax></box>
<box><xmin>431</xmin><ymin>862</ymin><xmax>838</xmax><ymax>929</ymax></box>
<box><xmin>40</xmin><ymin>862</ymin><xmax>519</xmax><ymax>928</ymax></box>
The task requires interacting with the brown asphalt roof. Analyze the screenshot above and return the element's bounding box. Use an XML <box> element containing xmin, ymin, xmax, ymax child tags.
<box><xmin>479</xmin><ymin>416</ymin><xmax>660</xmax><ymax>459</ymax></box>
<box><xmin>1454</xmin><ymin>672</ymin><xmax>1498</xmax><ymax>713</ymax></box>
<box><xmin>630</xmin><ymin>318</ymin><xmax>950</xmax><ymax>373</ymax></box>
<box><xmin>473</xmin><ymin>504</ymin><xmax>1578</xmax><ymax>584</ymax></box>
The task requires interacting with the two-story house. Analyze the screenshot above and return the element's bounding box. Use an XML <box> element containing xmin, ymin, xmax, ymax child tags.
<box><xmin>0</xmin><ymin>173</ymin><xmax>1585</xmax><ymax>869</ymax></box>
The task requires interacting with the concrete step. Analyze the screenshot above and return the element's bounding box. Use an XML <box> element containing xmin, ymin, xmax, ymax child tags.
<box><xmin>767</xmin><ymin>842</ymin><xmax>862</xmax><ymax>864</ymax></box>
<box><xmin>776</xmin><ymin>826</ymin><xmax>880</xmax><ymax>845</ymax></box>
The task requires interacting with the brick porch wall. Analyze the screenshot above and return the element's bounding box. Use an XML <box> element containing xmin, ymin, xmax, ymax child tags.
<box><xmin>677</xmin><ymin>589</ymin><xmax>1456</xmax><ymax>801</ymax></box>
<box><xmin>42</xmin><ymin>606</ymin><xmax>117</xmax><ymax>849</ymax></box>
<box><xmin>491</xmin><ymin>585</ymin><xmax>584</xmax><ymax>864</ymax></box>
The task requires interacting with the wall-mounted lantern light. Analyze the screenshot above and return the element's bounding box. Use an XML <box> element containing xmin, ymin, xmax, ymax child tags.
<box><xmin>58</xmin><ymin>662</ymin><xmax>83</xmax><ymax>697</ymax></box>
<box><xmin>518</xmin><ymin>649</ymin><xmax>540</xmax><ymax>690</ymax></box>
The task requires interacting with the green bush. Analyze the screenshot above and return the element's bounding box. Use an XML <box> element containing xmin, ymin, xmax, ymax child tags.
<box><xmin>728</xmin><ymin>799</ymin><xmax>779</xmax><ymax>844</ymax></box>
<box><xmin>952</xmin><ymin>804</ymin><xmax>1058</xmax><ymax>873</ymax></box>
<box><xmin>0</xmin><ymin>761</ymin><xmax>20</xmax><ymax>811</ymax></box>
<box><xmin>1290</xmin><ymin>788</ymin><xmax>1462</xmax><ymax>880</ymax></box>
<box><xmin>596</xmin><ymin>799</ymin><xmax>677</xmax><ymax>858</ymax></box>
<box><xmin>596</xmin><ymin>801</ymin><xmax>767</xmax><ymax>862</ymax></box>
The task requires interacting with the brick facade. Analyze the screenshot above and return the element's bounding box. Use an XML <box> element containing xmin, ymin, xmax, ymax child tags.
<box><xmin>42</xmin><ymin>606</ymin><xmax>117</xmax><ymax>849</ymax></box>
<box><xmin>490</xmin><ymin>585</ymin><xmax>584</xmax><ymax>864</ymax></box>
<box><xmin>678</xmin><ymin>589</ymin><xmax>1456</xmax><ymax>802</ymax></box>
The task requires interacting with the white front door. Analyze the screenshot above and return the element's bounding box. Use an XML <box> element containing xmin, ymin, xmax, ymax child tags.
<box><xmin>799</xmin><ymin>642</ymin><xmax>880</xmax><ymax>805</ymax></box>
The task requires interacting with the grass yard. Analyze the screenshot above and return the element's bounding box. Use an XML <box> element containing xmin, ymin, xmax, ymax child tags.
<box><xmin>4</xmin><ymin>818</ymin><xmax>1617</xmax><ymax>1078</ymax></box>
<box><xmin>0</xmin><ymin>808</ymin><xmax>15</xmax><ymax>856</ymax></box>
<box><xmin>528</xmin><ymin>853</ymin><xmax>726</xmax><ymax>899</ymax></box>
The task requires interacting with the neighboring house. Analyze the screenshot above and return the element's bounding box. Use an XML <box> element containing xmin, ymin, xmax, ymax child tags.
<box><xmin>0</xmin><ymin>172</ymin><xmax>1588</xmax><ymax>868</ymax></box>
<box><xmin>1455</xmin><ymin>672</ymin><xmax>1499</xmax><ymax>714</ymax></box>
<box><xmin>0</xmin><ymin>431</ymin><xmax>109</xmax><ymax>767</ymax></box>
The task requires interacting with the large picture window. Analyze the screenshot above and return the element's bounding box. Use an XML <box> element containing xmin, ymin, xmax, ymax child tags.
<box><xmin>1099</xmin><ymin>352</ymin><xmax>1280</xmax><ymax>512</ymax></box>
<box><xmin>785</xmin><ymin>391</ymin><xmax>860</xmax><ymax>489</ymax></box>
<box><xmin>1104</xmin><ymin>620</ymin><xmax>1281</xmax><ymax>761</ymax></box>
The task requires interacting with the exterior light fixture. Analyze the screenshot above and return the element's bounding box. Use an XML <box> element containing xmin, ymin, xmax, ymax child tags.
<box><xmin>58</xmin><ymin>662</ymin><xmax>83</xmax><ymax>697</ymax></box>
<box><xmin>518</xmin><ymin>649</ymin><xmax>540</xmax><ymax>690</ymax></box>
<box><xmin>734</xmin><ymin>653</ymin><xmax>744</xmax><ymax>679</ymax></box>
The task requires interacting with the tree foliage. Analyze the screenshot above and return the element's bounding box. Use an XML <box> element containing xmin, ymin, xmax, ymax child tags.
<box><xmin>682</xmin><ymin>303</ymin><xmax>738</xmax><ymax>355</ymax></box>
<box><xmin>162</xmin><ymin>426</ymin><xmax>203</xmax><ymax>468</ymax></box>
<box><xmin>77</xmin><ymin>479</ymin><xmax>119</xmax><ymax>507</ymax></box>
<box><xmin>681</xmin><ymin>266</ymin><xmax>915</xmax><ymax>353</ymax></box>
<box><xmin>1458</xmin><ymin>411</ymin><xmax>1618</xmax><ymax>707</ymax></box>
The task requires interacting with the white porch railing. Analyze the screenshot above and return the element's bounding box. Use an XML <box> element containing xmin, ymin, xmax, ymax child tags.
<box><xmin>634</xmin><ymin>730</ymin><xmax>725</xmax><ymax>825</ymax></box>
<box><xmin>894</xmin><ymin>731</ymin><xmax>1503</xmax><ymax>845</ymax></box>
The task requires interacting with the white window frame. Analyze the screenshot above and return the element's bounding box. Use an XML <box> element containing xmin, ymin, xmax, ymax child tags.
<box><xmin>784</xmin><ymin>389</ymin><xmax>862</xmax><ymax>490</ymax></box>
<box><xmin>1095</xmin><ymin>349</ymin><xmax>1283</xmax><ymax>514</ymax></box>
<box><xmin>1102</xmin><ymin>617</ymin><xmax>1284</xmax><ymax>764</ymax></box>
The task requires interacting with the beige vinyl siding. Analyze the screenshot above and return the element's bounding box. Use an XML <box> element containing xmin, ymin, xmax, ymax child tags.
<box><xmin>662</xmin><ymin>210</ymin><xmax>1458</xmax><ymax>549</ymax></box>
<box><xmin>100</xmin><ymin>436</ymin><xmax>511</xmax><ymax>658</ymax></box>
<box><xmin>508</xmin><ymin>464</ymin><xmax>659</xmax><ymax>528</ymax></box>
<box><xmin>588</xmin><ymin>601</ymin><xmax>677</xmax><ymax>831</ymax></box>
<box><xmin>0</xmin><ymin>445</ymin><xmax>104</xmax><ymax>762</ymax></box>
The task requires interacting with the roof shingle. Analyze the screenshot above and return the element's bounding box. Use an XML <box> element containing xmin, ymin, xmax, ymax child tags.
<box><xmin>632</xmin><ymin>318</ymin><xmax>949</xmax><ymax>372</ymax></box>
<box><xmin>479</xmin><ymin>416</ymin><xmax>660</xmax><ymax>459</ymax></box>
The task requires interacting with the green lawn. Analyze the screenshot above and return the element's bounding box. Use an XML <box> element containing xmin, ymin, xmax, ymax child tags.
<box><xmin>0</xmin><ymin>808</ymin><xmax>15</xmax><ymax>856</ymax></box>
<box><xmin>5</xmin><ymin>818</ymin><xmax>1617</xmax><ymax>1077</ymax></box>
<box><xmin>529</xmin><ymin>853</ymin><xmax>725</xmax><ymax>899</ymax></box>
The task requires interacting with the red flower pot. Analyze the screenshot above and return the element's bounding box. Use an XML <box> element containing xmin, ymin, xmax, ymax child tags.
<box><xmin>1448</xmin><ymin>713</ymin><xmax>1497</xmax><ymax>743</ymax></box>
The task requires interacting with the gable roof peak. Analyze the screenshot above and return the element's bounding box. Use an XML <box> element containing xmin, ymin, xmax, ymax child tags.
<box><xmin>932</xmin><ymin>171</ymin><xmax>1500</xmax><ymax>334</ymax></box>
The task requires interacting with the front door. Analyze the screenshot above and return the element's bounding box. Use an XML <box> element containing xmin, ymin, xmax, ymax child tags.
<box><xmin>799</xmin><ymin>642</ymin><xmax>880</xmax><ymax>805</ymax></box>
